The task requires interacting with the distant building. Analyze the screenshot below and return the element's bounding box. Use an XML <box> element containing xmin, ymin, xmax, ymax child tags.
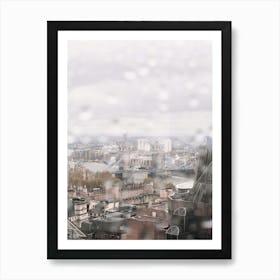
<box><xmin>159</xmin><ymin>138</ymin><xmax>172</xmax><ymax>153</ymax></box>
<box><xmin>159</xmin><ymin>188</ymin><xmax>174</xmax><ymax>199</ymax></box>
<box><xmin>175</xmin><ymin>181</ymin><xmax>193</xmax><ymax>193</ymax></box>
<box><xmin>81</xmin><ymin>215</ymin><xmax>126</xmax><ymax>239</ymax></box>
<box><xmin>73</xmin><ymin>200</ymin><xmax>88</xmax><ymax>220</ymax></box>
<box><xmin>68</xmin><ymin>198</ymin><xmax>89</xmax><ymax>227</ymax></box>
<box><xmin>129</xmin><ymin>155</ymin><xmax>152</xmax><ymax>169</ymax></box>
<box><xmin>88</xmin><ymin>187</ymin><xmax>105</xmax><ymax>201</ymax></box>
<box><xmin>68</xmin><ymin>220</ymin><xmax>87</xmax><ymax>239</ymax></box>
<box><xmin>125</xmin><ymin>215</ymin><xmax>168</xmax><ymax>240</ymax></box>
<box><xmin>152</xmin><ymin>153</ymin><xmax>165</xmax><ymax>169</ymax></box>
<box><xmin>167</xmin><ymin>141</ymin><xmax>212</xmax><ymax>239</ymax></box>
<box><xmin>122</xmin><ymin>170</ymin><xmax>148</xmax><ymax>184</ymax></box>
<box><xmin>137</xmin><ymin>138</ymin><xmax>172</xmax><ymax>153</ymax></box>
<box><xmin>143</xmin><ymin>183</ymin><xmax>154</xmax><ymax>194</ymax></box>
<box><xmin>119</xmin><ymin>153</ymin><xmax>130</xmax><ymax>170</ymax></box>
<box><xmin>137</xmin><ymin>139</ymin><xmax>151</xmax><ymax>152</ymax></box>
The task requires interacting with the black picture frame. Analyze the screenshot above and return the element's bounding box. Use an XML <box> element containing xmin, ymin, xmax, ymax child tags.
<box><xmin>47</xmin><ymin>21</ymin><xmax>231</xmax><ymax>259</ymax></box>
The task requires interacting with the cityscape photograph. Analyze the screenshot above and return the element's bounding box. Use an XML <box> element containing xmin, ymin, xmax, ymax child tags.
<box><xmin>67</xmin><ymin>39</ymin><xmax>213</xmax><ymax>240</ymax></box>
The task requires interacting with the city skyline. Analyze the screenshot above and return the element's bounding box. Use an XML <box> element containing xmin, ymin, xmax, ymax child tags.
<box><xmin>67</xmin><ymin>39</ymin><xmax>213</xmax><ymax>241</ymax></box>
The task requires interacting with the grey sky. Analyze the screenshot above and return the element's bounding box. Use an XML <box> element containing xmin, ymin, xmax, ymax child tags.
<box><xmin>68</xmin><ymin>40</ymin><xmax>212</xmax><ymax>140</ymax></box>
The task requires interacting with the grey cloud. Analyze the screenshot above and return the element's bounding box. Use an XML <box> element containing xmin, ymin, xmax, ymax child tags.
<box><xmin>68</xmin><ymin>40</ymin><xmax>212</xmax><ymax>137</ymax></box>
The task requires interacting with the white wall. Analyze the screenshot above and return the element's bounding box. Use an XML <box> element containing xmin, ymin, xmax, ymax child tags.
<box><xmin>0</xmin><ymin>0</ymin><xmax>279</xmax><ymax>279</ymax></box>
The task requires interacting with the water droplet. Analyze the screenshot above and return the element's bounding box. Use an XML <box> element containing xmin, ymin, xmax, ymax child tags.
<box><xmin>194</xmin><ymin>133</ymin><xmax>205</xmax><ymax>145</ymax></box>
<box><xmin>200</xmin><ymin>85</ymin><xmax>209</xmax><ymax>95</ymax></box>
<box><xmin>138</xmin><ymin>67</ymin><xmax>149</xmax><ymax>77</ymax></box>
<box><xmin>189</xmin><ymin>60</ymin><xmax>197</xmax><ymax>68</ymax></box>
<box><xmin>106</xmin><ymin>96</ymin><xmax>118</xmax><ymax>105</ymax></box>
<box><xmin>185</xmin><ymin>82</ymin><xmax>195</xmax><ymax>91</ymax></box>
<box><xmin>157</xmin><ymin>91</ymin><xmax>169</xmax><ymax>101</ymax></box>
<box><xmin>78</xmin><ymin>111</ymin><xmax>93</xmax><ymax>121</ymax></box>
<box><xmin>189</xmin><ymin>98</ymin><xmax>199</xmax><ymax>109</ymax></box>
<box><xmin>124</xmin><ymin>71</ymin><xmax>137</xmax><ymax>80</ymax></box>
<box><xmin>112</xmin><ymin>118</ymin><xmax>119</xmax><ymax>124</ymax></box>
<box><xmin>98</xmin><ymin>136</ymin><xmax>108</xmax><ymax>143</ymax></box>
<box><xmin>147</xmin><ymin>58</ymin><xmax>157</xmax><ymax>67</ymax></box>
<box><xmin>158</xmin><ymin>103</ymin><xmax>168</xmax><ymax>112</ymax></box>
<box><xmin>115</xmin><ymin>53</ymin><xmax>124</xmax><ymax>61</ymax></box>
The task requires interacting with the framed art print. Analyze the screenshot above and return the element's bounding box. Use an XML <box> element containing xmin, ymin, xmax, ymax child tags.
<box><xmin>47</xmin><ymin>21</ymin><xmax>231</xmax><ymax>259</ymax></box>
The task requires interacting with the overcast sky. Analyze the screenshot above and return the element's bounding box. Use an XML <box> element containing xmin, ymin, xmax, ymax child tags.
<box><xmin>68</xmin><ymin>40</ymin><xmax>212</xmax><ymax>142</ymax></box>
